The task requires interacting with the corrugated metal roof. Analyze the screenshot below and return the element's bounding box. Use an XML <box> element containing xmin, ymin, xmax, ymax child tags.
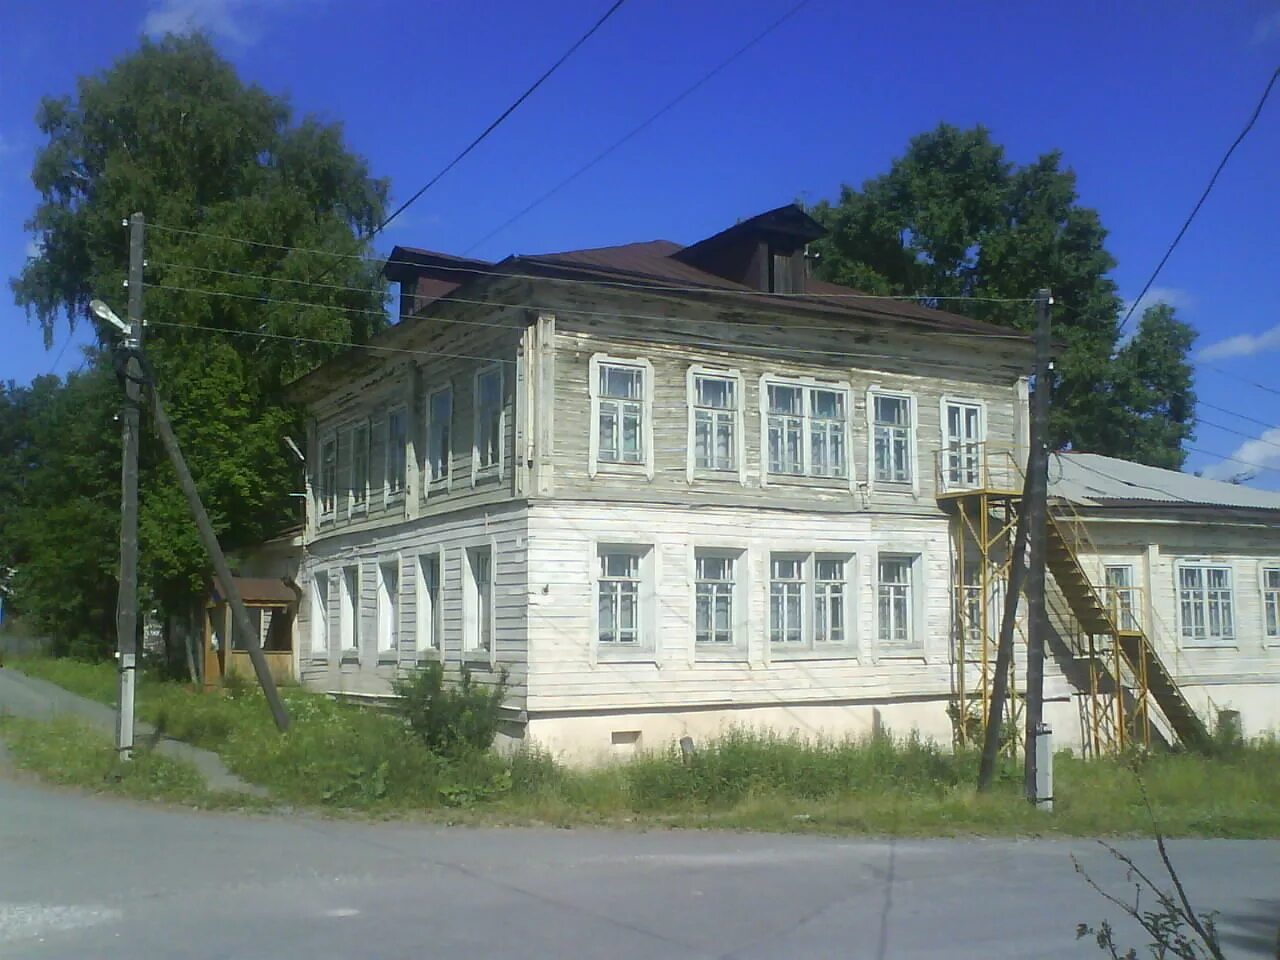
<box><xmin>1049</xmin><ymin>452</ymin><xmax>1280</xmax><ymax>511</ymax></box>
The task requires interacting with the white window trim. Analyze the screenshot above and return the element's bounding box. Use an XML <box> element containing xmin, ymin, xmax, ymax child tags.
<box><xmin>588</xmin><ymin>354</ymin><xmax>655</xmax><ymax>480</ymax></box>
<box><xmin>462</xmin><ymin>539</ymin><xmax>498</xmax><ymax>666</ymax></box>
<box><xmin>938</xmin><ymin>396</ymin><xmax>988</xmax><ymax>491</ymax></box>
<box><xmin>875</xmin><ymin>551</ymin><xmax>926</xmax><ymax>659</ymax></box>
<box><xmin>472</xmin><ymin>365</ymin><xmax>505</xmax><ymax>486</ymax></box>
<box><xmin>384</xmin><ymin>405</ymin><xmax>409</xmax><ymax>507</ymax></box>
<box><xmin>866</xmin><ymin>386</ymin><xmax>919</xmax><ymax>495</ymax></box>
<box><xmin>690</xmin><ymin>546</ymin><xmax>749</xmax><ymax>661</ymax></box>
<box><xmin>345</xmin><ymin>419</ymin><xmax>371</xmax><ymax>518</ymax></box>
<box><xmin>1174</xmin><ymin>560</ymin><xmax>1237</xmax><ymax>648</ymax></box>
<box><xmin>424</xmin><ymin>383</ymin><xmax>453</xmax><ymax>496</ymax></box>
<box><xmin>757</xmin><ymin>374</ymin><xmax>855</xmax><ymax>491</ymax></box>
<box><xmin>309</xmin><ymin>569</ymin><xmax>330</xmax><ymax>661</ymax></box>
<box><xmin>765</xmin><ymin>551</ymin><xmax>858</xmax><ymax>660</ymax></box>
<box><xmin>338</xmin><ymin>563</ymin><xmax>361</xmax><ymax>662</ymax></box>
<box><xmin>318</xmin><ymin>431</ymin><xmax>338</xmax><ymax>523</ymax></box>
<box><xmin>1260</xmin><ymin>562</ymin><xmax>1280</xmax><ymax>646</ymax></box>
<box><xmin>1103</xmin><ymin>562</ymin><xmax>1139</xmax><ymax>633</ymax></box>
<box><xmin>685</xmin><ymin>365</ymin><xmax>746</xmax><ymax>485</ymax></box>
<box><xmin>375</xmin><ymin>554</ymin><xmax>401</xmax><ymax>662</ymax></box>
<box><xmin>415</xmin><ymin>547</ymin><xmax>446</xmax><ymax>659</ymax></box>
<box><xmin>590</xmin><ymin>541</ymin><xmax>658</xmax><ymax>665</ymax></box>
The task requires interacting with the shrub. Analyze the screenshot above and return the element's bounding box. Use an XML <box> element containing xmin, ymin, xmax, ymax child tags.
<box><xmin>392</xmin><ymin>662</ymin><xmax>509</xmax><ymax>758</ymax></box>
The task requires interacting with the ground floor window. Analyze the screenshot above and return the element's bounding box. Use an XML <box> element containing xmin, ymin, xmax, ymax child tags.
<box><xmin>695</xmin><ymin>551</ymin><xmax>742</xmax><ymax>648</ymax></box>
<box><xmin>877</xmin><ymin>555</ymin><xmax>918</xmax><ymax>649</ymax></box>
<box><xmin>768</xmin><ymin>553</ymin><xmax>852</xmax><ymax>652</ymax></box>
<box><xmin>465</xmin><ymin>547</ymin><xmax>493</xmax><ymax>652</ymax></box>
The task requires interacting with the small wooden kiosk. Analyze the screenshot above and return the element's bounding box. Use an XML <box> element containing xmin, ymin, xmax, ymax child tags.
<box><xmin>203</xmin><ymin>577</ymin><xmax>299</xmax><ymax>689</ymax></box>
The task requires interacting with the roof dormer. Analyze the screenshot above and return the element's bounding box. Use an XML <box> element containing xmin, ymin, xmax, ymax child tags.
<box><xmin>672</xmin><ymin>204</ymin><xmax>826</xmax><ymax>293</ymax></box>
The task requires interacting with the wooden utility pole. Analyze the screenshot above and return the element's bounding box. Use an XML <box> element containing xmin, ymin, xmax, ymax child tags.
<box><xmin>976</xmin><ymin>498</ymin><xmax>1028</xmax><ymax>791</ymax></box>
<box><xmin>148</xmin><ymin>391</ymin><xmax>291</xmax><ymax>732</ymax></box>
<box><xmin>1023</xmin><ymin>289</ymin><xmax>1052</xmax><ymax>806</ymax></box>
<box><xmin>115</xmin><ymin>212</ymin><xmax>145</xmax><ymax>760</ymax></box>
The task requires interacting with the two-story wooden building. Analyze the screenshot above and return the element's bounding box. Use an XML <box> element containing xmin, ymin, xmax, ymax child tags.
<box><xmin>288</xmin><ymin>205</ymin><xmax>1049</xmax><ymax>759</ymax></box>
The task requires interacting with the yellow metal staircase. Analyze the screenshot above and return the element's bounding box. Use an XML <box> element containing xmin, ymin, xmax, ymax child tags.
<box><xmin>939</xmin><ymin>443</ymin><xmax>1210</xmax><ymax>754</ymax></box>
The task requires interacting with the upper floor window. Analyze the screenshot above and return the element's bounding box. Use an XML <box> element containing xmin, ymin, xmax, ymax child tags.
<box><xmin>765</xmin><ymin>381</ymin><xmax>848</xmax><ymax>479</ymax></box>
<box><xmin>475</xmin><ymin>367</ymin><xmax>503</xmax><ymax>472</ymax></box>
<box><xmin>319</xmin><ymin>434</ymin><xmax>337</xmax><ymax>517</ymax></box>
<box><xmin>349</xmin><ymin>422</ymin><xmax>370</xmax><ymax>512</ymax></box>
<box><xmin>598</xmin><ymin>363</ymin><xmax>644</xmax><ymax>464</ymax></box>
<box><xmin>872</xmin><ymin>393</ymin><xmax>913</xmax><ymax>484</ymax></box>
<box><xmin>769</xmin><ymin>553</ymin><xmax>853</xmax><ymax>652</ymax></box>
<box><xmin>426</xmin><ymin>386</ymin><xmax>452</xmax><ymax>484</ymax></box>
<box><xmin>692</xmin><ymin>373</ymin><xmax>737</xmax><ymax>471</ymax></box>
<box><xmin>589</xmin><ymin>356</ymin><xmax>652</xmax><ymax>476</ymax></box>
<box><xmin>1178</xmin><ymin>564</ymin><xmax>1234</xmax><ymax>645</ymax></box>
<box><xmin>386</xmin><ymin>407</ymin><xmax>408</xmax><ymax>499</ymax></box>
<box><xmin>1264</xmin><ymin>567</ymin><xmax>1280</xmax><ymax>641</ymax></box>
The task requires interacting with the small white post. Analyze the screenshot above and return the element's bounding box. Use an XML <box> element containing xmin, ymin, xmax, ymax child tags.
<box><xmin>1034</xmin><ymin>722</ymin><xmax>1054</xmax><ymax>812</ymax></box>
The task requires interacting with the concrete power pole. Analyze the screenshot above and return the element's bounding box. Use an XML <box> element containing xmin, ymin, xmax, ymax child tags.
<box><xmin>1023</xmin><ymin>289</ymin><xmax>1053</xmax><ymax>808</ymax></box>
<box><xmin>115</xmin><ymin>212</ymin><xmax>145</xmax><ymax>760</ymax></box>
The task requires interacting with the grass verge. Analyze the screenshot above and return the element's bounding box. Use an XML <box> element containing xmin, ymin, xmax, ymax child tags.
<box><xmin>0</xmin><ymin>714</ymin><xmax>265</xmax><ymax>809</ymax></box>
<box><xmin>8</xmin><ymin>657</ymin><xmax>1280</xmax><ymax>836</ymax></box>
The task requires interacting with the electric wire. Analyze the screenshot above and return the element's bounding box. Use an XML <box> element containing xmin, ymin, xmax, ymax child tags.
<box><xmin>1119</xmin><ymin>66</ymin><xmax>1279</xmax><ymax>333</ymax></box>
<box><xmin>462</xmin><ymin>0</ymin><xmax>817</xmax><ymax>253</ymax></box>
<box><xmin>143</xmin><ymin>225</ymin><xmax>1041</xmax><ymax>304</ymax></box>
<box><xmin>362</xmin><ymin>0</ymin><xmax>629</xmax><ymax>239</ymax></box>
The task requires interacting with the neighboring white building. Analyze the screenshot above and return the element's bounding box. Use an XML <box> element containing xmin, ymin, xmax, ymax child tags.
<box><xmin>1047</xmin><ymin>452</ymin><xmax>1280</xmax><ymax>744</ymax></box>
<box><xmin>284</xmin><ymin>204</ymin><xmax>1277</xmax><ymax>761</ymax></box>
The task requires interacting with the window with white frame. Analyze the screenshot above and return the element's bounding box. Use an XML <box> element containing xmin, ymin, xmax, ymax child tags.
<box><xmin>1105</xmin><ymin>564</ymin><xmax>1138</xmax><ymax>632</ymax></box>
<box><xmin>339</xmin><ymin>565</ymin><xmax>359</xmax><ymax>655</ymax></box>
<box><xmin>872</xmin><ymin>393</ymin><xmax>913</xmax><ymax>484</ymax></box>
<box><xmin>694</xmin><ymin>552</ymin><xmax>737</xmax><ymax>646</ymax></box>
<box><xmin>415</xmin><ymin>553</ymin><xmax>442</xmax><ymax>653</ymax></box>
<box><xmin>1178</xmin><ymin>564</ymin><xmax>1235</xmax><ymax>644</ymax></box>
<box><xmin>942</xmin><ymin>400</ymin><xmax>984</xmax><ymax>488</ymax></box>
<box><xmin>349</xmin><ymin>422</ymin><xmax>370</xmax><ymax>511</ymax></box>
<box><xmin>465</xmin><ymin>546</ymin><xmax>493</xmax><ymax>652</ymax></box>
<box><xmin>426</xmin><ymin>386</ymin><xmax>452</xmax><ymax>483</ymax></box>
<box><xmin>475</xmin><ymin>367</ymin><xmax>503</xmax><ymax>471</ymax></box>
<box><xmin>768</xmin><ymin>553</ymin><xmax>853</xmax><ymax>651</ymax></box>
<box><xmin>376</xmin><ymin>559</ymin><xmax>398</xmax><ymax>657</ymax></box>
<box><xmin>386</xmin><ymin>407</ymin><xmax>407</xmax><ymax>498</ymax></box>
<box><xmin>765</xmin><ymin>381</ymin><xmax>848</xmax><ymax>479</ymax></box>
<box><xmin>692</xmin><ymin>373</ymin><xmax>737</xmax><ymax>471</ymax></box>
<box><xmin>877</xmin><ymin>555</ymin><xmax>916</xmax><ymax>647</ymax></box>
<box><xmin>596</xmin><ymin>361</ymin><xmax>646</xmax><ymax>465</ymax></box>
<box><xmin>1265</xmin><ymin>567</ymin><xmax>1280</xmax><ymax>641</ymax></box>
<box><xmin>597</xmin><ymin>547</ymin><xmax>650</xmax><ymax>649</ymax></box>
<box><xmin>310</xmin><ymin>572</ymin><xmax>329</xmax><ymax>656</ymax></box>
<box><xmin>319</xmin><ymin>435</ymin><xmax>337</xmax><ymax>517</ymax></box>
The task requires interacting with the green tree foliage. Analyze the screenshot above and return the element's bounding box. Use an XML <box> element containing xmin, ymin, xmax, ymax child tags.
<box><xmin>8</xmin><ymin>36</ymin><xmax>388</xmax><ymax>655</ymax></box>
<box><xmin>810</xmin><ymin>124</ymin><xmax>1196</xmax><ymax>466</ymax></box>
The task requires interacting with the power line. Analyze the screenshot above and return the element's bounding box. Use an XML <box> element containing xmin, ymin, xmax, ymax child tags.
<box><xmin>1054</xmin><ymin>452</ymin><xmax>1194</xmax><ymax>503</ymax></box>
<box><xmin>1197</xmin><ymin>416</ymin><xmax>1280</xmax><ymax>452</ymax></box>
<box><xmin>144</xmin><ymin>226</ymin><xmax>1040</xmax><ymax>304</ymax></box>
<box><xmin>1119</xmin><ymin>66</ymin><xmax>1279</xmax><ymax>333</ymax></box>
<box><xmin>462</xmin><ymin>0</ymin><xmax>817</xmax><ymax>254</ymax></box>
<box><xmin>1185</xmin><ymin>445</ymin><xmax>1280</xmax><ymax>478</ymax></box>
<box><xmin>1197</xmin><ymin>400</ymin><xmax>1278</xmax><ymax>433</ymax></box>
<box><xmin>1198</xmin><ymin>361</ymin><xmax>1280</xmax><ymax>398</ymax></box>
<box><xmin>143</xmin><ymin>262</ymin><xmax>1035</xmax><ymax>341</ymax></box>
<box><xmin>144</xmin><ymin>280</ymin><xmax>1033</xmax><ymax>366</ymax></box>
<box><xmin>372</xmin><ymin>0</ymin><xmax>629</xmax><ymax>239</ymax></box>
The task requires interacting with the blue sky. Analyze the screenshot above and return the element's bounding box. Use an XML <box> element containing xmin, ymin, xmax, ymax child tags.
<box><xmin>2</xmin><ymin>0</ymin><xmax>1278</xmax><ymax>483</ymax></box>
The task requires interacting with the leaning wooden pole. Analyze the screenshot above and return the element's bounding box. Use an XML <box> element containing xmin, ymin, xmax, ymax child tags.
<box><xmin>977</xmin><ymin>486</ymin><xmax>1030</xmax><ymax>791</ymax></box>
<box><xmin>148</xmin><ymin>386</ymin><xmax>291</xmax><ymax>731</ymax></box>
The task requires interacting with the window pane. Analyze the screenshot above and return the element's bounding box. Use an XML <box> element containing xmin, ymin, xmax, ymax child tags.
<box><xmin>768</xmin><ymin>384</ymin><xmax>802</xmax><ymax>415</ymax></box>
<box><xmin>601</xmin><ymin>365</ymin><xmax>642</xmax><ymax>399</ymax></box>
<box><xmin>874</xmin><ymin>395</ymin><xmax>909</xmax><ymax>426</ymax></box>
<box><xmin>695</xmin><ymin>376</ymin><xmax>734</xmax><ymax>409</ymax></box>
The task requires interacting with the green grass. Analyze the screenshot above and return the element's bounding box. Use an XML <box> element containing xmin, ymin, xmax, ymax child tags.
<box><xmin>8</xmin><ymin>656</ymin><xmax>1280</xmax><ymax>836</ymax></box>
<box><xmin>0</xmin><ymin>714</ymin><xmax>262</xmax><ymax>809</ymax></box>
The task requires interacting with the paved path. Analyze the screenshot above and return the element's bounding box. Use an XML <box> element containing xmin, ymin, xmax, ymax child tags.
<box><xmin>0</xmin><ymin>668</ymin><xmax>266</xmax><ymax>796</ymax></box>
<box><xmin>0</xmin><ymin>774</ymin><xmax>1276</xmax><ymax>959</ymax></box>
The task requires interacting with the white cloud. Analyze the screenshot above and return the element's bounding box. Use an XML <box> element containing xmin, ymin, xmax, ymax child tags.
<box><xmin>141</xmin><ymin>0</ymin><xmax>310</xmax><ymax>45</ymax></box>
<box><xmin>1251</xmin><ymin>8</ymin><xmax>1280</xmax><ymax>45</ymax></box>
<box><xmin>1200</xmin><ymin>428</ymin><xmax>1280</xmax><ymax>481</ymax></box>
<box><xmin>1198</xmin><ymin>323</ymin><xmax>1280</xmax><ymax>362</ymax></box>
<box><xmin>1123</xmin><ymin>285</ymin><xmax>1196</xmax><ymax>320</ymax></box>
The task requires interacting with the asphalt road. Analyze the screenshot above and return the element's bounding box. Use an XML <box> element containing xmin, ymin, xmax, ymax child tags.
<box><xmin>1</xmin><ymin>774</ymin><xmax>1276</xmax><ymax>960</ymax></box>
